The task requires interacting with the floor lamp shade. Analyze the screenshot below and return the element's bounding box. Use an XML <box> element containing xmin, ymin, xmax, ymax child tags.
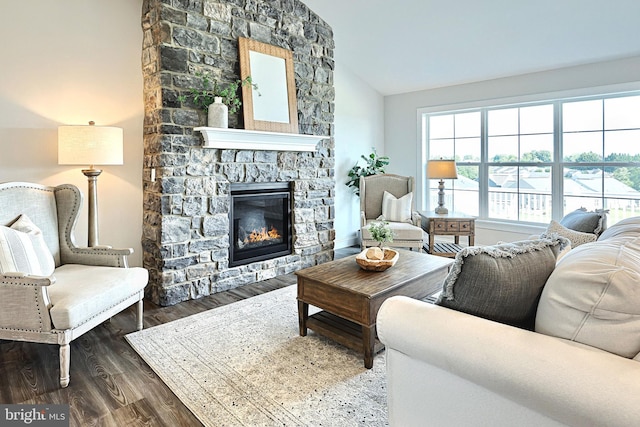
<box><xmin>58</xmin><ymin>123</ymin><xmax>123</xmax><ymax>166</ymax></box>
<box><xmin>427</xmin><ymin>159</ymin><xmax>458</xmax><ymax>214</ymax></box>
<box><xmin>58</xmin><ymin>122</ymin><xmax>124</xmax><ymax>247</ymax></box>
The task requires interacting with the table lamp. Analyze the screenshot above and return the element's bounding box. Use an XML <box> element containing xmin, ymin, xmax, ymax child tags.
<box><xmin>58</xmin><ymin>121</ymin><xmax>123</xmax><ymax>247</ymax></box>
<box><xmin>427</xmin><ymin>159</ymin><xmax>458</xmax><ymax>214</ymax></box>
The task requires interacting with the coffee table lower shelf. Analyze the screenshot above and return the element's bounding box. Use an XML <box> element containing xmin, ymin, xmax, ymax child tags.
<box><xmin>307</xmin><ymin>311</ymin><xmax>384</xmax><ymax>356</ymax></box>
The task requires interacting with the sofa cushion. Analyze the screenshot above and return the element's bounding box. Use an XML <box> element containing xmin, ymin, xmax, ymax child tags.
<box><xmin>598</xmin><ymin>216</ymin><xmax>640</xmax><ymax>242</ymax></box>
<box><xmin>436</xmin><ymin>236</ymin><xmax>568</xmax><ymax>329</ymax></box>
<box><xmin>382</xmin><ymin>191</ymin><xmax>413</xmax><ymax>223</ymax></box>
<box><xmin>48</xmin><ymin>264</ymin><xmax>148</xmax><ymax>330</ymax></box>
<box><xmin>544</xmin><ymin>220</ymin><xmax>597</xmax><ymax>248</ymax></box>
<box><xmin>0</xmin><ymin>214</ymin><xmax>55</xmax><ymax>276</ymax></box>
<box><xmin>535</xmin><ymin>232</ymin><xmax>640</xmax><ymax>358</ymax></box>
<box><xmin>560</xmin><ymin>208</ymin><xmax>607</xmax><ymax>236</ymax></box>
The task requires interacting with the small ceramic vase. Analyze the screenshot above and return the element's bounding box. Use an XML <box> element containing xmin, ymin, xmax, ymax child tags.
<box><xmin>208</xmin><ymin>97</ymin><xmax>228</xmax><ymax>128</ymax></box>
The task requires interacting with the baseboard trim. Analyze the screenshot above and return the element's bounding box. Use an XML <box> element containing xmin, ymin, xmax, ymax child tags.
<box><xmin>334</xmin><ymin>236</ymin><xmax>359</xmax><ymax>249</ymax></box>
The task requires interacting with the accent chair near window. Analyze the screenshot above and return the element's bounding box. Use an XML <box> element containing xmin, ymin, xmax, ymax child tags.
<box><xmin>359</xmin><ymin>174</ymin><xmax>424</xmax><ymax>251</ymax></box>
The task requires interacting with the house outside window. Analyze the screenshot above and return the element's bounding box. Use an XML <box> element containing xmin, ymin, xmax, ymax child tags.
<box><xmin>424</xmin><ymin>92</ymin><xmax>640</xmax><ymax>226</ymax></box>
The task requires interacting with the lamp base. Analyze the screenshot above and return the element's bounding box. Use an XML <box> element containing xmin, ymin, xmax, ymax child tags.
<box><xmin>434</xmin><ymin>206</ymin><xmax>449</xmax><ymax>215</ymax></box>
<box><xmin>435</xmin><ymin>179</ymin><xmax>449</xmax><ymax>215</ymax></box>
<box><xmin>82</xmin><ymin>168</ymin><xmax>102</xmax><ymax>247</ymax></box>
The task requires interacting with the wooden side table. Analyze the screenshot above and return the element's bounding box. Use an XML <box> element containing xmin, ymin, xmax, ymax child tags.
<box><xmin>419</xmin><ymin>211</ymin><xmax>476</xmax><ymax>258</ymax></box>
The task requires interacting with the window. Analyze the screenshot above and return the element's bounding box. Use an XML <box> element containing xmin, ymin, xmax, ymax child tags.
<box><xmin>427</xmin><ymin>112</ymin><xmax>481</xmax><ymax>216</ymax></box>
<box><xmin>424</xmin><ymin>92</ymin><xmax>640</xmax><ymax>225</ymax></box>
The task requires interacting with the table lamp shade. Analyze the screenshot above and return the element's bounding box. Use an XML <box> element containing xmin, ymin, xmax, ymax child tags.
<box><xmin>58</xmin><ymin>124</ymin><xmax>123</xmax><ymax>166</ymax></box>
<box><xmin>427</xmin><ymin>159</ymin><xmax>458</xmax><ymax>179</ymax></box>
<box><xmin>427</xmin><ymin>159</ymin><xmax>457</xmax><ymax>215</ymax></box>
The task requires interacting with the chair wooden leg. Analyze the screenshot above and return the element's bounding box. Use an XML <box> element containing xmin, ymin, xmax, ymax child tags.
<box><xmin>137</xmin><ymin>299</ymin><xmax>144</xmax><ymax>331</ymax></box>
<box><xmin>59</xmin><ymin>344</ymin><xmax>70</xmax><ymax>388</ymax></box>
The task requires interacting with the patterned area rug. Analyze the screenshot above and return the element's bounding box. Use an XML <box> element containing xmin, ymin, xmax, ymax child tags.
<box><xmin>126</xmin><ymin>285</ymin><xmax>388</xmax><ymax>426</ymax></box>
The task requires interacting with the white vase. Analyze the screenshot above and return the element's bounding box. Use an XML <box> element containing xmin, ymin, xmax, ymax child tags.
<box><xmin>207</xmin><ymin>97</ymin><xmax>228</xmax><ymax>128</ymax></box>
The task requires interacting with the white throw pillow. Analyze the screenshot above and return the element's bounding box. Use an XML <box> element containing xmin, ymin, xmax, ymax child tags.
<box><xmin>0</xmin><ymin>214</ymin><xmax>55</xmax><ymax>276</ymax></box>
<box><xmin>381</xmin><ymin>191</ymin><xmax>412</xmax><ymax>223</ymax></box>
<box><xmin>536</xmin><ymin>236</ymin><xmax>640</xmax><ymax>358</ymax></box>
<box><xmin>544</xmin><ymin>219</ymin><xmax>597</xmax><ymax>248</ymax></box>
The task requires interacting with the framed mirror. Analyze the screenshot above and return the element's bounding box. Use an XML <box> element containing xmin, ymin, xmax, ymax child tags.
<box><xmin>239</xmin><ymin>37</ymin><xmax>299</xmax><ymax>134</ymax></box>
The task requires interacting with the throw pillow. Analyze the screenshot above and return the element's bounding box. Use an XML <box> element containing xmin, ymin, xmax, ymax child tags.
<box><xmin>381</xmin><ymin>191</ymin><xmax>412</xmax><ymax>223</ymax></box>
<box><xmin>543</xmin><ymin>220</ymin><xmax>597</xmax><ymax>248</ymax></box>
<box><xmin>0</xmin><ymin>214</ymin><xmax>55</xmax><ymax>276</ymax></box>
<box><xmin>559</xmin><ymin>208</ymin><xmax>607</xmax><ymax>236</ymax></box>
<box><xmin>536</xmin><ymin>234</ymin><xmax>640</xmax><ymax>358</ymax></box>
<box><xmin>436</xmin><ymin>236</ymin><xmax>569</xmax><ymax>329</ymax></box>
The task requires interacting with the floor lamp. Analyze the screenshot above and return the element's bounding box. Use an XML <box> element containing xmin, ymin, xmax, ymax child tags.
<box><xmin>58</xmin><ymin>121</ymin><xmax>123</xmax><ymax>247</ymax></box>
<box><xmin>427</xmin><ymin>159</ymin><xmax>458</xmax><ymax>215</ymax></box>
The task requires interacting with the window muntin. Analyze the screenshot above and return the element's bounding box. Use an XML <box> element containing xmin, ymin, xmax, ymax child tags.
<box><xmin>424</xmin><ymin>92</ymin><xmax>640</xmax><ymax>225</ymax></box>
<box><xmin>428</xmin><ymin>112</ymin><xmax>481</xmax><ymax>216</ymax></box>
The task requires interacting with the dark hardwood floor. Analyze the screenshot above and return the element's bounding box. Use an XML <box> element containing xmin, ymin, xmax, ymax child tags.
<box><xmin>0</xmin><ymin>247</ymin><xmax>359</xmax><ymax>426</ymax></box>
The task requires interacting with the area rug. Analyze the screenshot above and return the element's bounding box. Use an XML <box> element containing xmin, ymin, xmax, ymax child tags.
<box><xmin>125</xmin><ymin>285</ymin><xmax>388</xmax><ymax>426</ymax></box>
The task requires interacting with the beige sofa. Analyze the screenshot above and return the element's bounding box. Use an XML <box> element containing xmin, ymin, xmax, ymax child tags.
<box><xmin>378</xmin><ymin>216</ymin><xmax>640</xmax><ymax>426</ymax></box>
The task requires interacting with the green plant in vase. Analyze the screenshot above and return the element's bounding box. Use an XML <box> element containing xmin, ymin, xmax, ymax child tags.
<box><xmin>177</xmin><ymin>72</ymin><xmax>258</xmax><ymax>114</ymax></box>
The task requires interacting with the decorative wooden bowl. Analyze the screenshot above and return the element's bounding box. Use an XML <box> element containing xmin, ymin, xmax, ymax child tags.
<box><xmin>355</xmin><ymin>248</ymin><xmax>399</xmax><ymax>272</ymax></box>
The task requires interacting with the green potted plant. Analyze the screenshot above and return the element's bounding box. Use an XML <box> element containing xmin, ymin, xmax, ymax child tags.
<box><xmin>368</xmin><ymin>221</ymin><xmax>394</xmax><ymax>248</ymax></box>
<box><xmin>346</xmin><ymin>148</ymin><xmax>390</xmax><ymax>196</ymax></box>
<box><xmin>177</xmin><ymin>72</ymin><xmax>258</xmax><ymax>128</ymax></box>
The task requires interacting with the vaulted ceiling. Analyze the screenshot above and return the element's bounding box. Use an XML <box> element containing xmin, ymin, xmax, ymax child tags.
<box><xmin>303</xmin><ymin>0</ymin><xmax>640</xmax><ymax>96</ymax></box>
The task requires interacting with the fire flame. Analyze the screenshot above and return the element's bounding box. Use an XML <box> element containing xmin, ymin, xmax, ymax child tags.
<box><xmin>245</xmin><ymin>226</ymin><xmax>281</xmax><ymax>243</ymax></box>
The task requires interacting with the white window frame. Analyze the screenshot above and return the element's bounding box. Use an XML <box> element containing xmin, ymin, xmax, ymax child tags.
<box><xmin>417</xmin><ymin>85</ymin><xmax>640</xmax><ymax>228</ymax></box>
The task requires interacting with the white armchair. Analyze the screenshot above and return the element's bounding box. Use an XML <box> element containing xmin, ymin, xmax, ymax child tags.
<box><xmin>0</xmin><ymin>182</ymin><xmax>148</xmax><ymax>387</ymax></box>
<box><xmin>359</xmin><ymin>174</ymin><xmax>424</xmax><ymax>251</ymax></box>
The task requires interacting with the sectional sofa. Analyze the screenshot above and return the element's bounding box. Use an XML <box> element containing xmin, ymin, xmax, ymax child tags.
<box><xmin>378</xmin><ymin>216</ymin><xmax>640</xmax><ymax>426</ymax></box>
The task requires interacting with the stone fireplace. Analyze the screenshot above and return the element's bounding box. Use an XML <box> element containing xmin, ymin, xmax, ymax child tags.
<box><xmin>141</xmin><ymin>0</ymin><xmax>335</xmax><ymax>306</ymax></box>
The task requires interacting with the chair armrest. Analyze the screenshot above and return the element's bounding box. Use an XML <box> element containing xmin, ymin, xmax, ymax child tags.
<box><xmin>360</xmin><ymin>211</ymin><xmax>366</xmax><ymax>227</ymax></box>
<box><xmin>63</xmin><ymin>246</ymin><xmax>133</xmax><ymax>268</ymax></box>
<box><xmin>377</xmin><ymin>296</ymin><xmax>640</xmax><ymax>427</ymax></box>
<box><xmin>0</xmin><ymin>274</ymin><xmax>55</xmax><ymax>331</ymax></box>
<box><xmin>411</xmin><ymin>210</ymin><xmax>421</xmax><ymax>226</ymax></box>
<box><xmin>0</xmin><ymin>273</ymin><xmax>54</xmax><ymax>286</ymax></box>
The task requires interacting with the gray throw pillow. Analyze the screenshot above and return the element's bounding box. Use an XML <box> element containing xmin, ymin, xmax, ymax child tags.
<box><xmin>436</xmin><ymin>236</ymin><xmax>569</xmax><ymax>329</ymax></box>
<box><xmin>560</xmin><ymin>208</ymin><xmax>607</xmax><ymax>236</ymax></box>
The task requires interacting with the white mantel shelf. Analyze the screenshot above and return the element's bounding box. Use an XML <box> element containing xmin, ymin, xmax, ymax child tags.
<box><xmin>194</xmin><ymin>127</ymin><xmax>328</xmax><ymax>152</ymax></box>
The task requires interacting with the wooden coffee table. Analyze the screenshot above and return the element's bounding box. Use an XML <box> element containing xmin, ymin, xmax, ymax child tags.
<box><xmin>296</xmin><ymin>249</ymin><xmax>453</xmax><ymax>368</ymax></box>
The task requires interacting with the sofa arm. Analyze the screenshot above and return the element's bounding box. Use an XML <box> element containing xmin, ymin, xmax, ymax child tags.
<box><xmin>377</xmin><ymin>296</ymin><xmax>640</xmax><ymax>427</ymax></box>
<box><xmin>0</xmin><ymin>273</ymin><xmax>54</xmax><ymax>331</ymax></box>
<box><xmin>62</xmin><ymin>246</ymin><xmax>133</xmax><ymax>268</ymax></box>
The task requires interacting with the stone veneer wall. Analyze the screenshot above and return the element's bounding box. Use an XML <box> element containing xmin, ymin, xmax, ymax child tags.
<box><xmin>141</xmin><ymin>0</ymin><xmax>335</xmax><ymax>306</ymax></box>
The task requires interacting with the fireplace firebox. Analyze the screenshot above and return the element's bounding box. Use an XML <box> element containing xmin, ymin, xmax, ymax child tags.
<box><xmin>229</xmin><ymin>182</ymin><xmax>292</xmax><ymax>267</ymax></box>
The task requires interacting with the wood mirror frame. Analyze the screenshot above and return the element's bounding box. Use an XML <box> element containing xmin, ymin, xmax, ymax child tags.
<box><xmin>239</xmin><ymin>37</ymin><xmax>299</xmax><ymax>134</ymax></box>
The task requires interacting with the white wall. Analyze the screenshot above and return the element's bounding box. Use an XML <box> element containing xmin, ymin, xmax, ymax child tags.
<box><xmin>333</xmin><ymin>65</ymin><xmax>385</xmax><ymax>248</ymax></box>
<box><xmin>0</xmin><ymin>0</ymin><xmax>144</xmax><ymax>265</ymax></box>
<box><xmin>384</xmin><ymin>56</ymin><xmax>640</xmax><ymax>244</ymax></box>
